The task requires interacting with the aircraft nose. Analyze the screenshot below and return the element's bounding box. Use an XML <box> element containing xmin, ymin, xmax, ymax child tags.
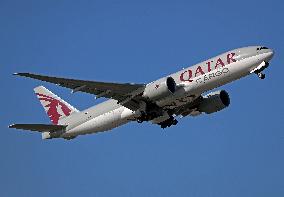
<box><xmin>266</xmin><ymin>48</ymin><xmax>274</xmax><ymax>62</ymax></box>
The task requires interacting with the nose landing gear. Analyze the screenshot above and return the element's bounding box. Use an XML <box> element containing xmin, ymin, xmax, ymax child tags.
<box><xmin>257</xmin><ymin>72</ymin><xmax>265</xmax><ymax>79</ymax></box>
<box><xmin>250</xmin><ymin>61</ymin><xmax>269</xmax><ymax>80</ymax></box>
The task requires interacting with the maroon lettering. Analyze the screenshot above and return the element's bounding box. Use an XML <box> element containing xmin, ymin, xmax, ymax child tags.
<box><xmin>206</xmin><ymin>61</ymin><xmax>212</xmax><ymax>72</ymax></box>
<box><xmin>215</xmin><ymin>58</ymin><xmax>225</xmax><ymax>69</ymax></box>
<box><xmin>195</xmin><ymin>66</ymin><xmax>205</xmax><ymax>77</ymax></box>
<box><xmin>227</xmin><ymin>53</ymin><xmax>236</xmax><ymax>64</ymax></box>
<box><xmin>180</xmin><ymin>70</ymin><xmax>193</xmax><ymax>82</ymax></box>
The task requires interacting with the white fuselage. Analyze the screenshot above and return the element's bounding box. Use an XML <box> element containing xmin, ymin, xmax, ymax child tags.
<box><xmin>61</xmin><ymin>46</ymin><xmax>274</xmax><ymax>138</ymax></box>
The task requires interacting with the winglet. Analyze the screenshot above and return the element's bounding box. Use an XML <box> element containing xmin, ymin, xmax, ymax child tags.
<box><xmin>13</xmin><ymin>72</ymin><xmax>30</xmax><ymax>77</ymax></box>
<box><xmin>8</xmin><ymin>124</ymin><xmax>16</xmax><ymax>128</ymax></box>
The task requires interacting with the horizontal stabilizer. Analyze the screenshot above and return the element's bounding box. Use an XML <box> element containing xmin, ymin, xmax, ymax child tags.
<box><xmin>8</xmin><ymin>124</ymin><xmax>67</xmax><ymax>133</ymax></box>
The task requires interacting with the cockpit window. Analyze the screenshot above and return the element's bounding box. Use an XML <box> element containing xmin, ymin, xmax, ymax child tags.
<box><xmin>257</xmin><ymin>46</ymin><xmax>269</xmax><ymax>50</ymax></box>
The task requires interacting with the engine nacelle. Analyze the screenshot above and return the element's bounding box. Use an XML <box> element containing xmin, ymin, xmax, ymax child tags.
<box><xmin>198</xmin><ymin>90</ymin><xmax>230</xmax><ymax>114</ymax></box>
<box><xmin>143</xmin><ymin>77</ymin><xmax>176</xmax><ymax>101</ymax></box>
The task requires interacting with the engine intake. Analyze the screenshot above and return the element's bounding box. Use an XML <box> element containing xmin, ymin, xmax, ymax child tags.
<box><xmin>198</xmin><ymin>90</ymin><xmax>230</xmax><ymax>114</ymax></box>
<box><xmin>143</xmin><ymin>77</ymin><xmax>176</xmax><ymax>100</ymax></box>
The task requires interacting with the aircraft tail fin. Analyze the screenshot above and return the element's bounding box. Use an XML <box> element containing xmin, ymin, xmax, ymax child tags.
<box><xmin>34</xmin><ymin>86</ymin><xmax>79</xmax><ymax>125</ymax></box>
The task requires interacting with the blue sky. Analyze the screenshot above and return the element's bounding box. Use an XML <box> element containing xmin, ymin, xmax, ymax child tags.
<box><xmin>1</xmin><ymin>0</ymin><xmax>283</xmax><ymax>196</ymax></box>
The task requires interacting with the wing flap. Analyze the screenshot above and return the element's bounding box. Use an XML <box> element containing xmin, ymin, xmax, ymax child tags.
<box><xmin>9</xmin><ymin>124</ymin><xmax>67</xmax><ymax>133</ymax></box>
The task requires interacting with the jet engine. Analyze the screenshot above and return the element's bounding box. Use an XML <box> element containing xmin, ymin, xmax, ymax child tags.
<box><xmin>198</xmin><ymin>90</ymin><xmax>230</xmax><ymax>114</ymax></box>
<box><xmin>143</xmin><ymin>77</ymin><xmax>176</xmax><ymax>100</ymax></box>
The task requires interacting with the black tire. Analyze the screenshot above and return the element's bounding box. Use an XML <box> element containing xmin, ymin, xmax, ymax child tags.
<box><xmin>172</xmin><ymin>119</ymin><xmax>178</xmax><ymax>125</ymax></box>
<box><xmin>260</xmin><ymin>73</ymin><xmax>266</xmax><ymax>79</ymax></box>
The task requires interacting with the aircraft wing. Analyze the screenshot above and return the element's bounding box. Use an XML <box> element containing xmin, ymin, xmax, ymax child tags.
<box><xmin>9</xmin><ymin>124</ymin><xmax>67</xmax><ymax>132</ymax></box>
<box><xmin>14</xmin><ymin>73</ymin><xmax>146</xmax><ymax>111</ymax></box>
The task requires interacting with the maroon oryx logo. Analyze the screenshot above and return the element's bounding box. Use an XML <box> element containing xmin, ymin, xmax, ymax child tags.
<box><xmin>36</xmin><ymin>93</ymin><xmax>71</xmax><ymax>125</ymax></box>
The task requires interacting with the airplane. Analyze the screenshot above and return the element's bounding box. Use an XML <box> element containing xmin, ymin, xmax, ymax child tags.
<box><xmin>9</xmin><ymin>46</ymin><xmax>274</xmax><ymax>140</ymax></box>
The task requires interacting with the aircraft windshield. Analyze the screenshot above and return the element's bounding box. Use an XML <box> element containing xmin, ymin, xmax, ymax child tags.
<box><xmin>257</xmin><ymin>47</ymin><xmax>269</xmax><ymax>50</ymax></box>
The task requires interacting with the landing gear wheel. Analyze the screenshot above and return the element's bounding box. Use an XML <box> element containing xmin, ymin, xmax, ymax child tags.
<box><xmin>137</xmin><ymin>119</ymin><xmax>143</xmax><ymax>123</ymax></box>
<box><xmin>159</xmin><ymin>117</ymin><xmax>178</xmax><ymax>129</ymax></box>
<box><xmin>172</xmin><ymin>119</ymin><xmax>178</xmax><ymax>125</ymax></box>
<box><xmin>257</xmin><ymin>72</ymin><xmax>265</xmax><ymax>79</ymax></box>
<box><xmin>137</xmin><ymin>111</ymin><xmax>147</xmax><ymax>123</ymax></box>
<box><xmin>161</xmin><ymin>124</ymin><xmax>167</xmax><ymax>129</ymax></box>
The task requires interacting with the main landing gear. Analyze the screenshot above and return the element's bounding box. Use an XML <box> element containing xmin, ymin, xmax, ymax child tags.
<box><xmin>136</xmin><ymin>111</ymin><xmax>157</xmax><ymax>123</ymax></box>
<box><xmin>137</xmin><ymin>113</ymin><xmax>178</xmax><ymax>129</ymax></box>
<box><xmin>159</xmin><ymin>116</ymin><xmax>178</xmax><ymax>129</ymax></box>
